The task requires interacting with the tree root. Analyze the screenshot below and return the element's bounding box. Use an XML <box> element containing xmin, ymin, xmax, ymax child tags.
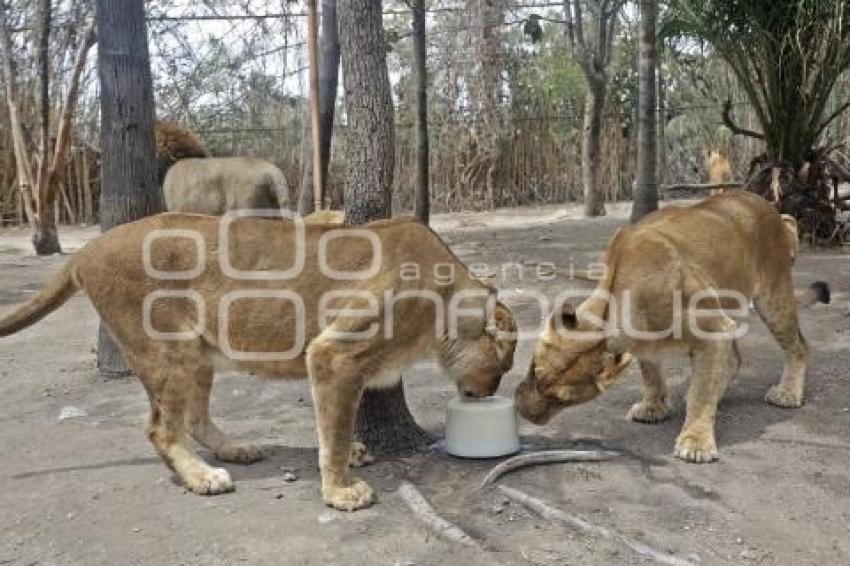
<box><xmin>397</xmin><ymin>481</ymin><xmax>478</xmax><ymax>547</ymax></box>
<box><xmin>499</xmin><ymin>485</ymin><xmax>698</xmax><ymax>565</ymax></box>
<box><xmin>479</xmin><ymin>450</ymin><xmax>620</xmax><ymax>489</ymax></box>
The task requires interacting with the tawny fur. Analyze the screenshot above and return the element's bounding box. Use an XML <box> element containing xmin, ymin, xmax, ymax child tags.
<box><xmin>0</xmin><ymin>215</ymin><xmax>517</xmax><ymax>511</ymax></box>
<box><xmin>516</xmin><ymin>191</ymin><xmax>828</xmax><ymax>464</ymax></box>
<box><xmin>707</xmin><ymin>149</ymin><xmax>734</xmax><ymax>195</ymax></box>
<box><xmin>163</xmin><ymin>157</ymin><xmax>290</xmax><ymax>215</ymax></box>
<box><xmin>155</xmin><ymin>121</ymin><xmax>291</xmax><ymax>214</ymax></box>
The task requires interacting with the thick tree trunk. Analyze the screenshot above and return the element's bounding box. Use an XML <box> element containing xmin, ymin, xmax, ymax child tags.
<box><xmin>582</xmin><ymin>79</ymin><xmax>607</xmax><ymax>217</ymax></box>
<box><xmin>298</xmin><ymin>0</ymin><xmax>340</xmax><ymax>216</ymax></box>
<box><xmin>96</xmin><ymin>0</ymin><xmax>162</xmax><ymax>377</ymax></box>
<box><xmin>631</xmin><ymin>0</ymin><xmax>658</xmax><ymax>223</ymax></box>
<box><xmin>32</xmin><ymin>0</ymin><xmax>60</xmax><ymax>255</ymax></box>
<box><xmin>412</xmin><ymin>0</ymin><xmax>429</xmax><ymax>224</ymax></box>
<box><xmin>338</xmin><ymin>0</ymin><xmax>431</xmax><ymax>454</ymax></box>
<box><xmin>337</xmin><ymin>0</ymin><xmax>394</xmax><ymax>225</ymax></box>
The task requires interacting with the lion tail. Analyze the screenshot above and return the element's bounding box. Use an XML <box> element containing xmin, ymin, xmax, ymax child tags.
<box><xmin>0</xmin><ymin>261</ymin><xmax>79</xmax><ymax>337</ymax></box>
<box><xmin>795</xmin><ymin>281</ymin><xmax>831</xmax><ymax>308</ymax></box>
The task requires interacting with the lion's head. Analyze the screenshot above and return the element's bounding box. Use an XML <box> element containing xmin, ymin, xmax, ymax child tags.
<box><xmin>515</xmin><ymin>302</ymin><xmax>632</xmax><ymax>424</ymax></box>
<box><xmin>155</xmin><ymin>121</ymin><xmax>212</xmax><ymax>185</ymax></box>
<box><xmin>439</xmin><ymin>301</ymin><xmax>517</xmax><ymax>398</ymax></box>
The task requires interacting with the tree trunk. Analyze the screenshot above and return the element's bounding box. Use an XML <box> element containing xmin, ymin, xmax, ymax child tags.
<box><xmin>412</xmin><ymin>0</ymin><xmax>429</xmax><ymax>224</ymax></box>
<box><xmin>32</xmin><ymin>0</ymin><xmax>60</xmax><ymax>255</ymax></box>
<box><xmin>51</xmin><ymin>25</ymin><xmax>96</xmax><ymax>190</ymax></box>
<box><xmin>298</xmin><ymin>0</ymin><xmax>340</xmax><ymax>216</ymax></box>
<box><xmin>582</xmin><ymin>79</ymin><xmax>607</xmax><ymax>217</ymax></box>
<box><xmin>338</xmin><ymin>0</ymin><xmax>431</xmax><ymax>454</ymax></box>
<box><xmin>656</xmin><ymin>41</ymin><xmax>666</xmax><ymax>190</ymax></box>
<box><xmin>96</xmin><ymin>0</ymin><xmax>162</xmax><ymax>377</ymax></box>
<box><xmin>0</xmin><ymin>12</ymin><xmax>36</xmax><ymax>225</ymax></box>
<box><xmin>631</xmin><ymin>0</ymin><xmax>658</xmax><ymax>223</ymax></box>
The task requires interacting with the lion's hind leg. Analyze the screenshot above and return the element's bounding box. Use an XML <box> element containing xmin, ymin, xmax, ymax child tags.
<box><xmin>755</xmin><ymin>282</ymin><xmax>808</xmax><ymax>408</ymax></box>
<box><xmin>139</xmin><ymin>355</ymin><xmax>234</xmax><ymax>495</ymax></box>
<box><xmin>187</xmin><ymin>364</ymin><xmax>264</xmax><ymax>464</ymax></box>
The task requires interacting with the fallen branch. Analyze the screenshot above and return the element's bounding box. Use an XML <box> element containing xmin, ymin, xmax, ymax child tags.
<box><xmin>398</xmin><ymin>481</ymin><xmax>478</xmax><ymax>547</ymax></box>
<box><xmin>480</xmin><ymin>450</ymin><xmax>619</xmax><ymax>489</ymax></box>
<box><xmin>499</xmin><ymin>485</ymin><xmax>697</xmax><ymax>565</ymax></box>
<box><xmin>663</xmin><ymin>182</ymin><xmax>745</xmax><ymax>192</ymax></box>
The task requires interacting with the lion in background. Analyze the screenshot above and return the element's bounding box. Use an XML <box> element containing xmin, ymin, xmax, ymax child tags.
<box><xmin>155</xmin><ymin>121</ymin><xmax>291</xmax><ymax>215</ymax></box>
<box><xmin>707</xmin><ymin>149</ymin><xmax>734</xmax><ymax>195</ymax></box>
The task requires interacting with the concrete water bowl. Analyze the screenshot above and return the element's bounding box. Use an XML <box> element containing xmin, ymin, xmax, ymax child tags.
<box><xmin>444</xmin><ymin>396</ymin><xmax>520</xmax><ymax>458</ymax></box>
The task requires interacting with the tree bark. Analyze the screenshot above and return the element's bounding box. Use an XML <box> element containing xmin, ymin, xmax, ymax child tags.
<box><xmin>412</xmin><ymin>0</ymin><xmax>430</xmax><ymax>224</ymax></box>
<box><xmin>631</xmin><ymin>0</ymin><xmax>658</xmax><ymax>223</ymax></box>
<box><xmin>298</xmin><ymin>0</ymin><xmax>340</xmax><ymax>216</ymax></box>
<box><xmin>51</xmin><ymin>25</ymin><xmax>96</xmax><ymax>190</ymax></box>
<box><xmin>32</xmin><ymin>0</ymin><xmax>60</xmax><ymax>255</ymax></box>
<box><xmin>582</xmin><ymin>79</ymin><xmax>607</xmax><ymax>217</ymax></box>
<box><xmin>656</xmin><ymin>40</ymin><xmax>666</xmax><ymax>190</ymax></box>
<box><xmin>0</xmin><ymin>14</ymin><xmax>36</xmax><ymax>225</ymax></box>
<box><xmin>338</xmin><ymin>0</ymin><xmax>431</xmax><ymax>454</ymax></box>
<box><xmin>565</xmin><ymin>1</ymin><xmax>624</xmax><ymax>218</ymax></box>
<box><xmin>96</xmin><ymin>0</ymin><xmax>162</xmax><ymax>377</ymax></box>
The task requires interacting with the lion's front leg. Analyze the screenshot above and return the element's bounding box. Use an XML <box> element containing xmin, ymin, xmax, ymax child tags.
<box><xmin>675</xmin><ymin>335</ymin><xmax>740</xmax><ymax>463</ymax></box>
<box><xmin>627</xmin><ymin>360</ymin><xmax>670</xmax><ymax>423</ymax></box>
<box><xmin>307</xmin><ymin>340</ymin><xmax>375</xmax><ymax>512</ymax></box>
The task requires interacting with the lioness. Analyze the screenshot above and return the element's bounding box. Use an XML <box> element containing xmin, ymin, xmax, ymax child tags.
<box><xmin>707</xmin><ymin>149</ymin><xmax>734</xmax><ymax>195</ymax></box>
<box><xmin>516</xmin><ymin>192</ymin><xmax>828</xmax><ymax>463</ymax></box>
<box><xmin>0</xmin><ymin>215</ymin><xmax>516</xmax><ymax>510</ymax></box>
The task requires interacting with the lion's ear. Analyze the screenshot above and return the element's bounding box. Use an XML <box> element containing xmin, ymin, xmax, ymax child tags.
<box><xmin>549</xmin><ymin>302</ymin><xmax>578</xmax><ymax>334</ymax></box>
<box><xmin>486</xmin><ymin>302</ymin><xmax>516</xmax><ymax>338</ymax></box>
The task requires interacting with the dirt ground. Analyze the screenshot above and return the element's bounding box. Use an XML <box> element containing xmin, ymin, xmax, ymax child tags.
<box><xmin>1</xmin><ymin>202</ymin><xmax>848</xmax><ymax>566</ymax></box>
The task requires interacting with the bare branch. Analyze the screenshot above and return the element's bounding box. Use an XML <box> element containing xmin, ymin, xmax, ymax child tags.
<box><xmin>722</xmin><ymin>98</ymin><xmax>765</xmax><ymax>140</ymax></box>
<box><xmin>573</xmin><ymin>0</ymin><xmax>585</xmax><ymax>53</ymax></box>
<box><xmin>479</xmin><ymin>450</ymin><xmax>619</xmax><ymax>488</ymax></box>
<box><xmin>500</xmin><ymin>486</ymin><xmax>698</xmax><ymax>566</ymax></box>
<box><xmin>816</xmin><ymin>100</ymin><xmax>850</xmax><ymax>139</ymax></box>
<box><xmin>664</xmin><ymin>182</ymin><xmax>745</xmax><ymax>192</ymax></box>
<box><xmin>51</xmin><ymin>23</ymin><xmax>96</xmax><ymax>180</ymax></box>
<box><xmin>0</xmin><ymin>7</ymin><xmax>36</xmax><ymax>221</ymax></box>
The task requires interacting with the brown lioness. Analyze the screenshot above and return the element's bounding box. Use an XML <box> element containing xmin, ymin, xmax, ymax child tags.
<box><xmin>0</xmin><ymin>215</ymin><xmax>516</xmax><ymax>510</ymax></box>
<box><xmin>707</xmin><ymin>149</ymin><xmax>734</xmax><ymax>195</ymax></box>
<box><xmin>516</xmin><ymin>192</ymin><xmax>828</xmax><ymax>463</ymax></box>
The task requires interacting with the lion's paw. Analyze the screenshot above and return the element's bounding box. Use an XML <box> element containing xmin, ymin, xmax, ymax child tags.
<box><xmin>184</xmin><ymin>466</ymin><xmax>235</xmax><ymax>495</ymax></box>
<box><xmin>215</xmin><ymin>443</ymin><xmax>265</xmax><ymax>464</ymax></box>
<box><xmin>322</xmin><ymin>478</ymin><xmax>375</xmax><ymax>512</ymax></box>
<box><xmin>349</xmin><ymin>442</ymin><xmax>375</xmax><ymax>468</ymax></box>
<box><xmin>627</xmin><ymin>400</ymin><xmax>670</xmax><ymax>423</ymax></box>
<box><xmin>674</xmin><ymin>431</ymin><xmax>718</xmax><ymax>464</ymax></box>
<box><xmin>765</xmin><ymin>386</ymin><xmax>803</xmax><ymax>408</ymax></box>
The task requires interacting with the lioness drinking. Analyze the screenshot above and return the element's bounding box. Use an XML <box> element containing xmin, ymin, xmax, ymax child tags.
<box><xmin>516</xmin><ymin>192</ymin><xmax>828</xmax><ymax>463</ymax></box>
<box><xmin>0</xmin><ymin>215</ymin><xmax>516</xmax><ymax>510</ymax></box>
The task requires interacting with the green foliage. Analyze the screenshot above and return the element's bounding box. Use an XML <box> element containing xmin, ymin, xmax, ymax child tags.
<box><xmin>522</xmin><ymin>14</ymin><xmax>544</xmax><ymax>44</ymax></box>
<box><xmin>664</xmin><ymin>0</ymin><xmax>850</xmax><ymax>163</ymax></box>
